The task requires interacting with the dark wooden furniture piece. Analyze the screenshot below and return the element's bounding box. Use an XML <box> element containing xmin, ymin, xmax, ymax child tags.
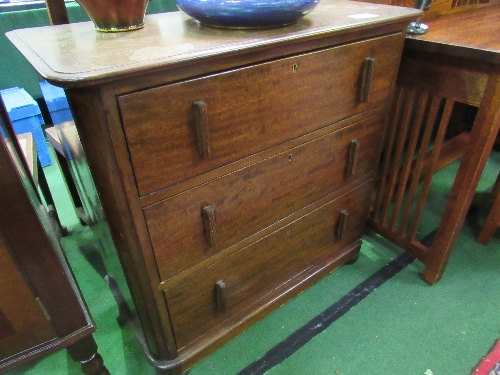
<box><xmin>368</xmin><ymin>5</ymin><xmax>500</xmax><ymax>284</ymax></box>
<box><xmin>6</xmin><ymin>2</ymin><xmax>420</xmax><ymax>373</ymax></box>
<box><xmin>0</xmin><ymin>99</ymin><xmax>108</xmax><ymax>374</ymax></box>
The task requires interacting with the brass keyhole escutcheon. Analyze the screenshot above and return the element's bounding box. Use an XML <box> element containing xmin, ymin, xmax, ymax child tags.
<box><xmin>292</xmin><ymin>64</ymin><xmax>298</xmax><ymax>73</ymax></box>
<box><xmin>288</xmin><ymin>154</ymin><xmax>293</xmax><ymax>161</ymax></box>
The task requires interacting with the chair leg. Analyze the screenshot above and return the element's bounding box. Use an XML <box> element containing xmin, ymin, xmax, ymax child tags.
<box><xmin>477</xmin><ymin>171</ymin><xmax>500</xmax><ymax>245</ymax></box>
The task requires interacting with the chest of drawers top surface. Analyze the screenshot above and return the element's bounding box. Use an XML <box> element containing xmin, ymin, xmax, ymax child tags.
<box><xmin>6</xmin><ymin>0</ymin><xmax>419</xmax><ymax>87</ymax></box>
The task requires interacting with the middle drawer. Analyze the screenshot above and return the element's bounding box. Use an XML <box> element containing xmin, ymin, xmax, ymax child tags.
<box><xmin>144</xmin><ymin>113</ymin><xmax>384</xmax><ymax>282</ymax></box>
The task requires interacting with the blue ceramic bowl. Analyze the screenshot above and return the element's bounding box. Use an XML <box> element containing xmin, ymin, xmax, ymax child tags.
<box><xmin>175</xmin><ymin>0</ymin><xmax>320</xmax><ymax>28</ymax></box>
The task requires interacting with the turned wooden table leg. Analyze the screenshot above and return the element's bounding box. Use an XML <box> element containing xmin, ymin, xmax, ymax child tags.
<box><xmin>422</xmin><ymin>71</ymin><xmax>500</xmax><ymax>284</ymax></box>
<box><xmin>67</xmin><ymin>335</ymin><xmax>110</xmax><ymax>375</ymax></box>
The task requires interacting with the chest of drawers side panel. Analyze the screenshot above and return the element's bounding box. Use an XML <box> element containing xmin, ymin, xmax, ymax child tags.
<box><xmin>64</xmin><ymin>86</ymin><xmax>179</xmax><ymax>362</ymax></box>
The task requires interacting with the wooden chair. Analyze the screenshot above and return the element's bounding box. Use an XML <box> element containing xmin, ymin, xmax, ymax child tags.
<box><xmin>477</xmin><ymin>171</ymin><xmax>500</xmax><ymax>245</ymax></box>
<box><xmin>368</xmin><ymin>5</ymin><xmax>500</xmax><ymax>284</ymax></box>
<box><xmin>368</xmin><ymin>74</ymin><xmax>473</xmax><ymax>283</ymax></box>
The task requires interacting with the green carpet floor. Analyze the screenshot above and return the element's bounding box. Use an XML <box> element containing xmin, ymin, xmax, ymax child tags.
<box><xmin>7</xmin><ymin>148</ymin><xmax>500</xmax><ymax>375</ymax></box>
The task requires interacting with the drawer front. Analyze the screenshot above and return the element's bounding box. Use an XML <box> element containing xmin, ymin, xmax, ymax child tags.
<box><xmin>145</xmin><ymin>114</ymin><xmax>384</xmax><ymax>281</ymax></box>
<box><xmin>163</xmin><ymin>180</ymin><xmax>372</xmax><ymax>350</ymax></box>
<box><xmin>119</xmin><ymin>33</ymin><xmax>403</xmax><ymax>196</ymax></box>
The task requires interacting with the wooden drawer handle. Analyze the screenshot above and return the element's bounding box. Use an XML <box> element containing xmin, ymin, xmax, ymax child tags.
<box><xmin>193</xmin><ymin>100</ymin><xmax>211</xmax><ymax>158</ymax></box>
<box><xmin>215</xmin><ymin>280</ymin><xmax>227</xmax><ymax>313</ymax></box>
<box><xmin>359</xmin><ymin>57</ymin><xmax>375</xmax><ymax>103</ymax></box>
<box><xmin>347</xmin><ymin>139</ymin><xmax>360</xmax><ymax>176</ymax></box>
<box><xmin>336</xmin><ymin>210</ymin><xmax>349</xmax><ymax>241</ymax></box>
<box><xmin>202</xmin><ymin>203</ymin><xmax>219</xmax><ymax>249</ymax></box>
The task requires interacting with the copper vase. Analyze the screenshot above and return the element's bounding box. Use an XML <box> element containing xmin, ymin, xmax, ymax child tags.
<box><xmin>76</xmin><ymin>0</ymin><xmax>149</xmax><ymax>32</ymax></box>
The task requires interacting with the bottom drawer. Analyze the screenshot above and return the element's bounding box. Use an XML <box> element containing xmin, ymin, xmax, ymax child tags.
<box><xmin>163</xmin><ymin>179</ymin><xmax>373</xmax><ymax>350</ymax></box>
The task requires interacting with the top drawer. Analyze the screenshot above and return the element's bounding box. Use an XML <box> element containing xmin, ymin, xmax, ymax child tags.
<box><xmin>119</xmin><ymin>33</ymin><xmax>403</xmax><ymax>196</ymax></box>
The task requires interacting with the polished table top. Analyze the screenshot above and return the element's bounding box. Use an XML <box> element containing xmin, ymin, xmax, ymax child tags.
<box><xmin>406</xmin><ymin>5</ymin><xmax>500</xmax><ymax>63</ymax></box>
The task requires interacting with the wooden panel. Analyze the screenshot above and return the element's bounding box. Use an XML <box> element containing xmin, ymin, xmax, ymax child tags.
<box><xmin>0</xmin><ymin>310</ymin><xmax>16</xmax><ymax>342</ymax></box>
<box><xmin>397</xmin><ymin>49</ymin><xmax>488</xmax><ymax>107</ymax></box>
<box><xmin>119</xmin><ymin>33</ymin><xmax>403</xmax><ymax>195</ymax></box>
<box><xmin>145</xmin><ymin>114</ymin><xmax>385</xmax><ymax>281</ymax></box>
<box><xmin>0</xmin><ymin>236</ymin><xmax>56</xmax><ymax>360</ymax></box>
<box><xmin>164</xmin><ymin>180</ymin><xmax>372</xmax><ymax>350</ymax></box>
<box><xmin>0</xmin><ymin>111</ymin><xmax>88</xmax><ymax>337</ymax></box>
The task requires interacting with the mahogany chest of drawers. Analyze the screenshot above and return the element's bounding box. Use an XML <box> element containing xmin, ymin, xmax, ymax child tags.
<box><xmin>7</xmin><ymin>1</ymin><xmax>419</xmax><ymax>372</ymax></box>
